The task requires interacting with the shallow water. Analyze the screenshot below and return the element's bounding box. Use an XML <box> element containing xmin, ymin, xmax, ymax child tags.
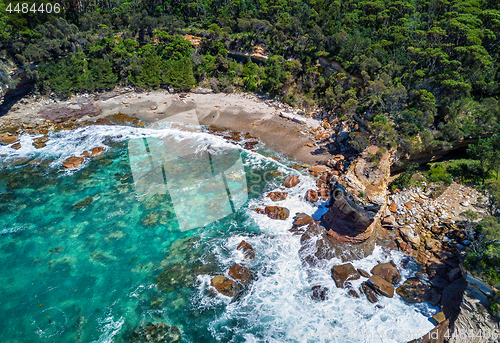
<box><xmin>0</xmin><ymin>125</ymin><xmax>436</xmax><ymax>342</ymax></box>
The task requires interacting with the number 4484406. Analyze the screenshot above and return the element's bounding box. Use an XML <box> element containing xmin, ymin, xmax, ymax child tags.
<box><xmin>6</xmin><ymin>2</ymin><xmax>61</xmax><ymax>13</ymax></box>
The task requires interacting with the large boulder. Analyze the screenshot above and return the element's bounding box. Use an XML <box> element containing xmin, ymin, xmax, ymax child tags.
<box><xmin>309</xmin><ymin>165</ymin><xmax>330</xmax><ymax>174</ymax></box>
<box><xmin>368</xmin><ymin>275</ymin><xmax>394</xmax><ymax>298</ymax></box>
<box><xmin>264</xmin><ymin>206</ymin><xmax>290</xmax><ymax>220</ymax></box>
<box><xmin>370</xmin><ymin>261</ymin><xmax>401</xmax><ymax>285</ymax></box>
<box><xmin>293</xmin><ymin>213</ymin><xmax>314</xmax><ymax>227</ymax></box>
<box><xmin>0</xmin><ymin>133</ymin><xmax>18</xmax><ymax>145</ymax></box>
<box><xmin>282</xmin><ymin>175</ymin><xmax>300</xmax><ymax>188</ymax></box>
<box><xmin>237</xmin><ymin>240</ymin><xmax>255</xmax><ymax>260</ymax></box>
<box><xmin>228</xmin><ymin>263</ymin><xmax>253</xmax><ymax>286</ymax></box>
<box><xmin>331</xmin><ymin>263</ymin><xmax>360</xmax><ymax>288</ymax></box>
<box><xmin>90</xmin><ymin>146</ymin><xmax>105</xmax><ymax>156</ymax></box>
<box><xmin>396</xmin><ymin>277</ymin><xmax>430</xmax><ymax>303</ymax></box>
<box><xmin>62</xmin><ymin>156</ymin><xmax>85</xmax><ymax>169</ymax></box>
<box><xmin>381</xmin><ymin>215</ymin><xmax>396</xmax><ymax>227</ymax></box>
<box><xmin>322</xmin><ymin>185</ymin><xmax>375</xmax><ymax>235</ymax></box>
<box><xmin>267</xmin><ymin>191</ymin><xmax>288</xmax><ymax>201</ymax></box>
<box><xmin>210</xmin><ymin>275</ymin><xmax>240</xmax><ymax>297</ymax></box>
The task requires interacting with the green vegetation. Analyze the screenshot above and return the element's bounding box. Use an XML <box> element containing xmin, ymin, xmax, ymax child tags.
<box><xmin>426</xmin><ymin>164</ymin><xmax>453</xmax><ymax>185</ymax></box>
<box><xmin>0</xmin><ymin>0</ymin><xmax>499</xmax><ymax>156</ymax></box>
<box><xmin>390</xmin><ymin>162</ymin><xmax>419</xmax><ymax>190</ymax></box>
<box><xmin>465</xmin><ymin>216</ymin><xmax>500</xmax><ymax>286</ymax></box>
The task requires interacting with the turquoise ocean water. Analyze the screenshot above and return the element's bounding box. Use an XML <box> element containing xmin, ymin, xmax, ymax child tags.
<box><xmin>0</xmin><ymin>125</ymin><xmax>436</xmax><ymax>342</ymax></box>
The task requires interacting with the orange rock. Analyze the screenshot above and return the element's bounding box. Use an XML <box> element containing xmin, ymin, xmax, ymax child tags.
<box><xmin>267</xmin><ymin>191</ymin><xmax>288</xmax><ymax>201</ymax></box>
<box><xmin>62</xmin><ymin>156</ymin><xmax>84</xmax><ymax>169</ymax></box>
<box><xmin>82</xmin><ymin>151</ymin><xmax>91</xmax><ymax>157</ymax></box>
<box><xmin>389</xmin><ymin>201</ymin><xmax>397</xmax><ymax>212</ymax></box>
<box><xmin>404</xmin><ymin>202</ymin><xmax>412</xmax><ymax>210</ymax></box>
<box><xmin>228</xmin><ymin>264</ymin><xmax>253</xmax><ymax>286</ymax></box>
<box><xmin>309</xmin><ymin>165</ymin><xmax>330</xmax><ymax>173</ymax></box>
<box><xmin>210</xmin><ymin>275</ymin><xmax>240</xmax><ymax>297</ymax></box>
<box><xmin>237</xmin><ymin>240</ymin><xmax>255</xmax><ymax>260</ymax></box>
<box><xmin>305</xmin><ymin>142</ymin><xmax>314</xmax><ymax>147</ymax></box>
<box><xmin>305</xmin><ymin>189</ymin><xmax>319</xmax><ymax>203</ymax></box>
<box><xmin>0</xmin><ymin>133</ymin><xmax>18</xmax><ymax>145</ymax></box>
<box><xmin>416</xmin><ymin>198</ymin><xmax>424</xmax><ymax>205</ymax></box>
<box><xmin>90</xmin><ymin>147</ymin><xmax>105</xmax><ymax>156</ymax></box>
<box><xmin>11</xmin><ymin>142</ymin><xmax>21</xmax><ymax>150</ymax></box>
<box><xmin>282</xmin><ymin>175</ymin><xmax>300</xmax><ymax>188</ymax></box>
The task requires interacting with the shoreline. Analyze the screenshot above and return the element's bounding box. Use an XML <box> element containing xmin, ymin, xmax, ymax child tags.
<box><xmin>0</xmin><ymin>89</ymin><xmax>336</xmax><ymax>165</ymax></box>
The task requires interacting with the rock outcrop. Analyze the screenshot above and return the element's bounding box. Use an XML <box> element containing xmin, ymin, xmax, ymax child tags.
<box><xmin>210</xmin><ymin>275</ymin><xmax>240</xmax><ymax>297</ymax></box>
<box><xmin>396</xmin><ymin>277</ymin><xmax>430</xmax><ymax>303</ymax></box>
<box><xmin>62</xmin><ymin>156</ymin><xmax>84</xmax><ymax>169</ymax></box>
<box><xmin>282</xmin><ymin>175</ymin><xmax>299</xmax><ymax>188</ymax></box>
<box><xmin>371</xmin><ymin>261</ymin><xmax>401</xmax><ymax>284</ymax></box>
<box><xmin>264</xmin><ymin>206</ymin><xmax>290</xmax><ymax>220</ymax></box>
<box><xmin>368</xmin><ymin>275</ymin><xmax>394</xmax><ymax>298</ymax></box>
<box><xmin>331</xmin><ymin>263</ymin><xmax>360</xmax><ymax>288</ymax></box>
<box><xmin>267</xmin><ymin>191</ymin><xmax>288</xmax><ymax>201</ymax></box>
<box><xmin>311</xmin><ymin>285</ymin><xmax>329</xmax><ymax>301</ymax></box>
<box><xmin>321</xmin><ymin>183</ymin><xmax>376</xmax><ymax>242</ymax></box>
<box><xmin>292</xmin><ymin>213</ymin><xmax>314</xmax><ymax>227</ymax></box>
<box><xmin>237</xmin><ymin>240</ymin><xmax>255</xmax><ymax>260</ymax></box>
<box><xmin>228</xmin><ymin>263</ymin><xmax>253</xmax><ymax>286</ymax></box>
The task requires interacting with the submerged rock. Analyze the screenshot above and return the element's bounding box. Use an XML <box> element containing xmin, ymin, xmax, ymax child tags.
<box><xmin>228</xmin><ymin>263</ymin><xmax>253</xmax><ymax>286</ymax></box>
<box><xmin>264</xmin><ymin>206</ymin><xmax>290</xmax><ymax>220</ymax></box>
<box><xmin>282</xmin><ymin>175</ymin><xmax>300</xmax><ymax>188</ymax></box>
<box><xmin>396</xmin><ymin>277</ymin><xmax>430</xmax><ymax>303</ymax></box>
<box><xmin>267</xmin><ymin>191</ymin><xmax>288</xmax><ymax>201</ymax></box>
<box><xmin>62</xmin><ymin>156</ymin><xmax>84</xmax><ymax>169</ymax></box>
<box><xmin>210</xmin><ymin>275</ymin><xmax>240</xmax><ymax>297</ymax></box>
<box><xmin>331</xmin><ymin>263</ymin><xmax>360</xmax><ymax>288</ymax></box>
<box><xmin>129</xmin><ymin>322</ymin><xmax>181</xmax><ymax>343</ymax></box>
<box><xmin>368</xmin><ymin>275</ymin><xmax>394</xmax><ymax>298</ymax></box>
<box><xmin>370</xmin><ymin>261</ymin><xmax>401</xmax><ymax>285</ymax></box>
<box><xmin>311</xmin><ymin>285</ymin><xmax>329</xmax><ymax>301</ymax></box>
<box><xmin>91</xmin><ymin>146</ymin><xmax>105</xmax><ymax>156</ymax></box>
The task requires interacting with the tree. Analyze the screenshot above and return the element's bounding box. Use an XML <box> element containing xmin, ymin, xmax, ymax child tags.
<box><xmin>467</xmin><ymin>135</ymin><xmax>500</xmax><ymax>183</ymax></box>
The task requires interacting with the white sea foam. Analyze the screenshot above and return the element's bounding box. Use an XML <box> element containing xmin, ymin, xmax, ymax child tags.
<box><xmin>1</xmin><ymin>225</ymin><xmax>27</xmax><ymax>235</ymax></box>
<box><xmin>198</xmin><ymin>162</ymin><xmax>437</xmax><ymax>343</ymax></box>
<box><xmin>92</xmin><ymin>313</ymin><xmax>125</xmax><ymax>343</ymax></box>
<box><xmin>0</xmin><ymin>124</ymin><xmax>246</xmax><ymax>170</ymax></box>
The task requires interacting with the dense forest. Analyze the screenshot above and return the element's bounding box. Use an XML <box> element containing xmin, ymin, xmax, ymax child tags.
<box><xmin>2</xmin><ymin>0</ymin><xmax>500</xmax><ymax>296</ymax></box>
<box><xmin>1</xmin><ymin>0</ymin><xmax>500</xmax><ymax>155</ymax></box>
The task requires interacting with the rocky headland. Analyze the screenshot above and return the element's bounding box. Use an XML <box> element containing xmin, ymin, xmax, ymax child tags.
<box><xmin>1</xmin><ymin>89</ymin><xmax>498</xmax><ymax>342</ymax></box>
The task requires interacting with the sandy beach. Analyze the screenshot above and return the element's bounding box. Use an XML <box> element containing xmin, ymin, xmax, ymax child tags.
<box><xmin>1</xmin><ymin>89</ymin><xmax>335</xmax><ymax>164</ymax></box>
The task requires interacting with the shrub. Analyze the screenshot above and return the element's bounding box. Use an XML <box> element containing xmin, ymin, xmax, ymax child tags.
<box><xmin>426</xmin><ymin>164</ymin><xmax>452</xmax><ymax>184</ymax></box>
